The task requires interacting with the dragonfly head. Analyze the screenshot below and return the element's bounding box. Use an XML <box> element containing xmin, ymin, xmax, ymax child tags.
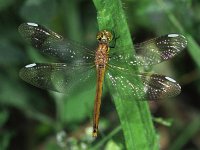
<box><xmin>96</xmin><ymin>30</ymin><xmax>113</xmax><ymax>44</ymax></box>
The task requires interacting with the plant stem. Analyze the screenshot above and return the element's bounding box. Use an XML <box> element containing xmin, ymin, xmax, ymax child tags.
<box><xmin>92</xmin><ymin>0</ymin><xmax>159</xmax><ymax>149</ymax></box>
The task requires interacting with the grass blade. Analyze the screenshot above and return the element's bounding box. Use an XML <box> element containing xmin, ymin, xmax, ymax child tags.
<box><xmin>92</xmin><ymin>0</ymin><xmax>159</xmax><ymax>149</ymax></box>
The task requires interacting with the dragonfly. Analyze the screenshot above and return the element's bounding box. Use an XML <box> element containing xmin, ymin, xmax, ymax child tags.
<box><xmin>18</xmin><ymin>22</ymin><xmax>187</xmax><ymax>137</ymax></box>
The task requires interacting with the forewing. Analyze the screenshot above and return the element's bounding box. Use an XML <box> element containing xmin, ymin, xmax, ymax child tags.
<box><xmin>106</xmin><ymin>68</ymin><xmax>181</xmax><ymax>100</ymax></box>
<box><xmin>109</xmin><ymin>34</ymin><xmax>187</xmax><ymax>66</ymax></box>
<box><xmin>19</xmin><ymin>63</ymin><xmax>95</xmax><ymax>94</ymax></box>
<box><xmin>18</xmin><ymin>23</ymin><xmax>94</xmax><ymax>64</ymax></box>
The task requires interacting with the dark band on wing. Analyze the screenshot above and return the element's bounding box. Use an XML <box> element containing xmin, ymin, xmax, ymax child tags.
<box><xmin>19</xmin><ymin>63</ymin><xmax>66</xmax><ymax>92</ymax></box>
<box><xmin>18</xmin><ymin>23</ymin><xmax>94</xmax><ymax>64</ymax></box>
<box><xmin>140</xmin><ymin>73</ymin><xmax>181</xmax><ymax>100</ymax></box>
<box><xmin>18</xmin><ymin>22</ymin><xmax>63</xmax><ymax>49</ymax></box>
<box><xmin>134</xmin><ymin>34</ymin><xmax>187</xmax><ymax>65</ymax></box>
<box><xmin>106</xmin><ymin>69</ymin><xmax>181</xmax><ymax>100</ymax></box>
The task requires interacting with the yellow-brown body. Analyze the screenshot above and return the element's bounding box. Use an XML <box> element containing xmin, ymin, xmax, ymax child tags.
<box><xmin>92</xmin><ymin>30</ymin><xmax>112</xmax><ymax>137</ymax></box>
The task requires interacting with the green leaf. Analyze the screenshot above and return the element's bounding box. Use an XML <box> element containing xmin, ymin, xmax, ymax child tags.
<box><xmin>0</xmin><ymin>39</ymin><xmax>25</xmax><ymax>64</ymax></box>
<box><xmin>153</xmin><ymin>117</ymin><xmax>173</xmax><ymax>127</ymax></box>
<box><xmin>92</xmin><ymin>0</ymin><xmax>158</xmax><ymax>149</ymax></box>
<box><xmin>105</xmin><ymin>140</ymin><xmax>122</xmax><ymax>150</ymax></box>
<box><xmin>19</xmin><ymin>0</ymin><xmax>57</xmax><ymax>24</ymax></box>
<box><xmin>186</xmin><ymin>35</ymin><xmax>200</xmax><ymax>68</ymax></box>
<box><xmin>54</xmin><ymin>86</ymin><xmax>95</xmax><ymax>124</ymax></box>
<box><xmin>0</xmin><ymin>0</ymin><xmax>14</xmax><ymax>11</ymax></box>
<box><xmin>0</xmin><ymin>110</ymin><xmax>9</xmax><ymax>127</ymax></box>
<box><xmin>169</xmin><ymin>118</ymin><xmax>200</xmax><ymax>150</ymax></box>
<box><xmin>157</xmin><ymin>0</ymin><xmax>200</xmax><ymax>68</ymax></box>
<box><xmin>0</xmin><ymin>131</ymin><xmax>13</xmax><ymax>150</ymax></box>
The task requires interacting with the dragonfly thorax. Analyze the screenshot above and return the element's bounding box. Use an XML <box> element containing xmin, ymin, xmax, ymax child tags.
<box><xmin>95</xmin><ymin>44</ymin><xmax>109</xmax><ymax>68</ymax></box>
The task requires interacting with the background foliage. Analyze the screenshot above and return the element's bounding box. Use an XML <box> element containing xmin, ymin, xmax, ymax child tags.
<box><xmin>0</xmin><ymin>0</ymin><xmax>200</xmax><ymax>149</ymax></box>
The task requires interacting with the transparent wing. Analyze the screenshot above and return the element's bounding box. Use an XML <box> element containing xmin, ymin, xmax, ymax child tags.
<box><xmin>18</xmin><ymin>22</ymin><xmax>94</xmax><ymax>64</ymax></box>
<box><xmin>106</xmin><ymin>66</ymin><xmax>181</xmax><ymax>100</ymax></box>
<box><xmin>19</xmin><ymin>63</ymin><xmax>96</xmax><ymax>94</ymax></box>
<box><xmin>139</xmin><ymin>73</ymin><xmax>181</xmax><ymax>100</ymax></box>
<box><xmin>109</xmin><ymin>34</ymin><xmax>187</xmax><ymax>66</ymax></box>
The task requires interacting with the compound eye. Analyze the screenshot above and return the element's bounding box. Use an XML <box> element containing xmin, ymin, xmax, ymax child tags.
<box><xmin>96</xmin><ymin>33</ymin><xmax>103</xmax><ymax>41</ymax></box>
<box><xmin>97</xmin><ymin>36</ymin><xmax>100</xmax><ymax>40</ymax></box>
<box><xmin>106</xmin><ymin>33</ymin><xmax>113</xmax><ymax>42</ymax></box>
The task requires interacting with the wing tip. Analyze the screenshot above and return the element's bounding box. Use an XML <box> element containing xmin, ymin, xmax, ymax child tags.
<box><xmin>19</xmin><ymin>63</ymin><xmax>37</xmax><ymax>79</ymax></box>
<box><xmin>168</xmin><ymin>34</ymin><xmax>179</xmax><ymax>38</ymax></box>
<box><xmin>167</xmin><ymin>33</ymin><xmax>188</xmax><ymax>47</ymax></box>
<box><xmin>25</xmin><ymin>63</ymin><xmax>37</xmax><ymax>68</ymax></box>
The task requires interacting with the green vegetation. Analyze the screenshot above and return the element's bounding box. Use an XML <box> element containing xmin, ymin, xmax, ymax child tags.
<box><xmin>93</xmin><ymin>0</ymin><xmax>158</xmax><ymax>149</ymax></box>
<box><xmin>0</xmin><ymin>0</ymin><xmax>200</xmax><ymax>150</ymax></box>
